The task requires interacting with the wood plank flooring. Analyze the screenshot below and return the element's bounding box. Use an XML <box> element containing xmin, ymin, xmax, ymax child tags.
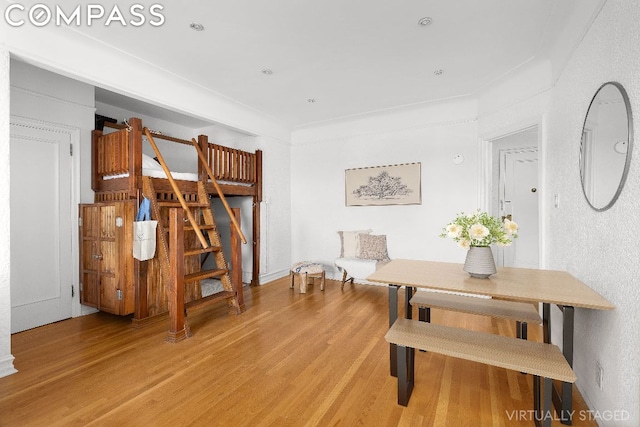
<box><xmin>0</xmin><ymin>277</ymin><xmax>596</xmax><ymax>426</ymax></box>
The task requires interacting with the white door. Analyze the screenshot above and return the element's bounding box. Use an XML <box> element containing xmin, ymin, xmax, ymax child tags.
<box><xmin>498</xmin><ymin>149</ymin><xmax>539</xmax><ymax>269</ymax></box>
<box><xmin>10</xmin><ymin>121</ymin><xmax>73</xmax><ymax>333</ymax></box>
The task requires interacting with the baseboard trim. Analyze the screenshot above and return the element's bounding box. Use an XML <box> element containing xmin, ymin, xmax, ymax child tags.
<box><xmin>259</xmin><ymin>269</ymin><xmax>289</xmax><ymax>285</ymax></box>
<box><xmin>0</xmin><ymin>354</ymin><xmax>17</xmax><ymax>378</ymax></box>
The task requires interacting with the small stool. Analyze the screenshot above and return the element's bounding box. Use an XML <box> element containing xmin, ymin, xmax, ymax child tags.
<box><xmin>290</xmin><ymin>262</ymin><xmax>325</xmax><ymax>294</ymax></box>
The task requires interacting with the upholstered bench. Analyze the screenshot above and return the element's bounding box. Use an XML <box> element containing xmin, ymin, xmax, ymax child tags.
<box><xmin>410</xmin><ymin>291</ymin><xmax>541</xmax><ymax>340</ymax></box>
<box><xmin>335</xmin><ymin>229</ymin><xmax>390</xmax><ymax>289</ymax></box>
<box><xmin>385</xmin><ymin>318</ymin><xmax>575</xmax><ymax>427</ymax></box>
<box><xmin>290</xmin><ymin>262</ymin><xmax>325</xmax><ymax>294</ymax></box>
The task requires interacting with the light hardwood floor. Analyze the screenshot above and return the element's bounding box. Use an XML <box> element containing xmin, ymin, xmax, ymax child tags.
<box><xmin>0</xmin><ymin>277</ymin><xmax>596</xmax><ymax>426</ymax></box>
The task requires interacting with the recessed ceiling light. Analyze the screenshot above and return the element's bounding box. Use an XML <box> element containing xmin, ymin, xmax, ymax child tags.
<box><xmin>261</xmin><ymin>69</ymin><xmax>273</xmax><ymax>75</ymax></box>
<box><xmin>418</xmin><ymin>17</ymin><xmax>432</xmax><ymax>26</ymax></box>
<box><xmin>190</xmin><ymin>22</ymin><xmax>204</xmax><ymax>31</ymax></box>
<box><xmin>434</xmin><ymin>69</ymin><xmax>444</xmax><ymax>76</ymax></box>
<box><xmin>307</xmin><ymin>98</ymin><xmax>316</xmax><ymax>103</ymax></box>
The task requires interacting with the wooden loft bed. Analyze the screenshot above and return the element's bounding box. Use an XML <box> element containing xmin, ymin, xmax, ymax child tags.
<box><xmin>92</xmin><ymin>118</ymin><xmax>262</xmax><ymax>200</ymax></box>
<box><xmin>85</xmin><ymin>117</ymin><xmax>262</xmax><ymax>331</ymax></box>
<box><xmin>91</xmin><ymin>117</ymin><xmax>262</xmax><ymax>286</ymax></box>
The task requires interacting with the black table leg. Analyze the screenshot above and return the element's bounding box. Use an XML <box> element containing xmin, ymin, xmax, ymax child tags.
<box><xmin>389</xmin><ymin>285</ymin><xmax>414</xmax><ymax>377</ymax></box>
<box><xmin>545</xmin><ymin>303</ymin><xmax>574</xmax><ymax>425</ymax></box>
<box><xmin>389</xmin><ymin>285</ymin><xmax>399</xmax><ymax>377</ymax></box>
<box><xmin>551</xmin><ymin>305</ymin><xmax>574</xmax><ymax>425</ymax></box>
<box><xmin>405</xmin><ymin>286</ymin><xmax>413</xmax><ymax>319</ymax></box>
<box><xmin>396</xmin><ymin>344</ymin><xmax>415</xmax><ymax>406</ymax></box>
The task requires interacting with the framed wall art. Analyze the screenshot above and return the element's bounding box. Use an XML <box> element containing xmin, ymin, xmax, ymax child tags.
<box><xmin>345</xmin><ymin>162</ymin><xmax>421</xmax><ymax>206</ymax></box>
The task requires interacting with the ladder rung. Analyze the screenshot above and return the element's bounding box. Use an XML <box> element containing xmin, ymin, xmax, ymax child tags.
<box><xmin>157</xmin><ymin>201</ymin><xmax>209</xmax><ymax>208</ymax></box>
<box><xmin>184</xmin><ymin>246</ymin><xmax>221</xmax><ymax>257</ymax></box>
<box><xmin>185</xmin><ymin>290</ymin><xmax>235</xmax><ymax>312</ymax></box>
<box><xmin>185</xmin><ymin>224</ymin><xmax>216</xmax><ymax>231</ymax></box>
<box><xmin>184</xmin><ymin>269</ymin><xmax>228</xmax><ymax>282</ymax></box>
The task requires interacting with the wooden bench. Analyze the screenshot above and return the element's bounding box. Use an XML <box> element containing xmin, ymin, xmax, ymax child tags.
<box><xmin>410</xmin><ymin>291</ymin><xmax>542</xmax><ymax>339</ymax></box>
<box><xmin>385</xmin><ymin>318</ymin><xmax>575</xmax><ymax>427</ymax></box>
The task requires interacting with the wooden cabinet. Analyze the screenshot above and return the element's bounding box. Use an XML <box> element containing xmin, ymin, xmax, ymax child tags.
<box><xmin>79</xmin><ymin>201</ymin><xmax>136</xmax><ymax>315</ymax></box>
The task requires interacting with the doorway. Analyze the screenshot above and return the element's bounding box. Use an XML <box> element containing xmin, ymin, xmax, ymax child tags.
<box><xmin>10</xmin><ymin>118</ymin><xmax>74</xmax><ymax>333</ymax></box>
<box><xmin>488</xmin><ymin>127</ymin><xmax>540</xmax><ymax>269</ymax></box>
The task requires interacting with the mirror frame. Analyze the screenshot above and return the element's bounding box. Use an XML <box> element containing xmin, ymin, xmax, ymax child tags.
<box><xmin>580</xmin><ymin>81</ymin><xmax>634</xmax><ymax>211</ymax></box>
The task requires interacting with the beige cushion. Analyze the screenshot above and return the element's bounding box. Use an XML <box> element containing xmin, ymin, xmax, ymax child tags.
<box><xmin>357</xmin><ymin>234</ymin><xmax>390</xmax><ymax>261</ymax></box>
<box><xmin>291</xmin><ymin>261</ymin><xmax>324</xmax><ymax>275</ymax></box>
<box><xmin>338</xmin><ymin>229</ymin><xmax>372</xmax><ymax>257</ymax></box>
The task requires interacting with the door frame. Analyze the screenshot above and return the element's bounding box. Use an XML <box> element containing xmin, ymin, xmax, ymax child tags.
<box><xmin>10</xmin><ymin>115</ymin><xmax>82</xmax><ymax>320</ymax></box>
<box><xmin>478</xmin><ymin>118</ymin><xmax>546</xmax><ymax>269</ymax></box>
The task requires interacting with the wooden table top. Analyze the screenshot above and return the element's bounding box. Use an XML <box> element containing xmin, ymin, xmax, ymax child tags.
<box><xmin>367</xmin><ymin>259</ymin><xmax>615</xmax><ymax>310</ymax></box>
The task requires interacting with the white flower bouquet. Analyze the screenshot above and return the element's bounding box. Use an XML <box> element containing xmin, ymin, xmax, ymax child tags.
<box><xmin>440</xmin><ymin>210</ymin><xmax>518</xmax><ymax>249</ymax></box>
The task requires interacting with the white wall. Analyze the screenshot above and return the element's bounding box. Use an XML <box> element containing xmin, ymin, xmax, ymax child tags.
<box><xmin>545</xmin><ymin>0</ymin><xmax>640</xmax><ymax>423</ymax></box>
<box><xmin>291</xmin><ymin>98</ymin><xmax>480</xmax><ymax>279</ymax></box>
<box><xmin>255</xmin><ymin>135</ymin><xmax>292</xmax><ymax>282</ymax></box>
<box><xmin>13</xmin><ymin>61</ymin><xmax>95</xmax><ymax>202</ymax></box>
<box><xmin>477</xmin><ymin>1</ymin><xmax>639</xmax><ymax>424</ymax></box>
<box><xmin>0</xmin><ymin>49</ymin><xmax>16</xmax><ymax>378</ymax></box>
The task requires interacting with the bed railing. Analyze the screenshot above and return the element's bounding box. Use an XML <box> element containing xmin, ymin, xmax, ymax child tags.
<box><xmin>209</xmin><ymin>144</ymin><xmax>257</xmax><ymax>184</ymax></box>
<box><xmin>92</xmin><ymin>120</ymin><xmax>261</xmax><ymax>195</ymax></box>
<box><xmin>94</xmin><ymin>127</ymin><xmax>130</xmax><ymax>177</ymax></box>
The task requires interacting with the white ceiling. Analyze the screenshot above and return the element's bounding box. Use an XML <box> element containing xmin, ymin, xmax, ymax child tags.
<box><xmin>77</xmin><ymin>0</ymin><xmax>605</xmax><ymax>129</ymax></box>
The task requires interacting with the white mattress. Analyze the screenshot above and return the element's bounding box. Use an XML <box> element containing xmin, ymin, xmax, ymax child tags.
<box><xmin>102</xmin><ymin>169</ymin><xmax>252</xmax><ymax>186</ymax></box>
<box><xmin>103</xmin><ymin>168</ymin><xmax>199</xmax><ymax>181</ymax></box>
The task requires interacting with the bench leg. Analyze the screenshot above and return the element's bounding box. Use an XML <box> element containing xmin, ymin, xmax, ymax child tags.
<box><xmin>518</xmin><ymin>321</ymin><xmax>528</xmax><ymax>374</ymax></box>
<box><xmin>396</xmin><ymin>344</ymin><xmax>415</xmax><ymax>406</ymax></box>
<box><xmin>533</xmin><ymin>376</ymin><xmax>553</xmax><ymax>427</ymax></box>
<box><xmin>418</xmin><ymin>307</ymin><xmax>431</xmax><ymax>322</ymax></box>
<box><xmin>289</xmin><ymin>271</ymin><xmax>294</xmax><ymax>289</ymax></box>
<box><xmin>320</xmin><ymin>271</ymin><xmax>325</xmax><ymax>291</ymax></box>
<box><xmin>418</xmin><ymin>307</ymin><xmax>430</xmax><ymax>352</ymax></box>
<box><xmin>341</xmin><ymin>270</ymin><xmax>348</xmax><ymax>289</ymax></box>
<box><xmin>516</xmin><ymin>321</ymin><xmax>528</xmax><ymax>340</ymax></box>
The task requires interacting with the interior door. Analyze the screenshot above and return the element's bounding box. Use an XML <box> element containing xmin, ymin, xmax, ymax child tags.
<box><xmin>498</xmin><ymin>149</ymin><xmax>539</xmax><ymax>269</ymax></box>
<box><xmin>10</xmin><ymin>121</ymin><xmax>73</xmax><ymax>333</ymax></box>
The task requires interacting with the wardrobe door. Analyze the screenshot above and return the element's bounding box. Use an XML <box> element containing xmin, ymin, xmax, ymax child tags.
<box><xmin>98</xmin><ymin>203</ymin><xmax>119</xmax><ymax>314</ymax></box>
<box><xmin>79</xmin><ymin>205</ymin><xmax>100</xmax><ymax>308</ymax></box>
<box><xmin>79</xmin><ymin>202</ymin><xmax>135</xmax><ymax>315</ymax></box>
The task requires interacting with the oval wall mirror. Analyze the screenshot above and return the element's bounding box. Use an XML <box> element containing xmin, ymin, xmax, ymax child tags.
<box><xmin>580</xmin><ymin>82</ymin><xmax>633</xmax><ymax>211</ymax></box>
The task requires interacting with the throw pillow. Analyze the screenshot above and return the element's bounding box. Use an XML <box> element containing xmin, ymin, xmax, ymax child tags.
<box><xmin>338</xmin><ymin>229</ymin><xmax>372</xmax><ymax>257</ymax></box>
<box><xmin>357</xmin><ymin>234</ymin><xmax>390</xmax><ymax>261</ymax></box>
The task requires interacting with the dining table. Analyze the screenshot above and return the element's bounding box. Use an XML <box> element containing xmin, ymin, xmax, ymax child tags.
<box><xmin>367</xmin><ymin>259</ymin><xmax>615</xmax><ymax>425</ymax></box>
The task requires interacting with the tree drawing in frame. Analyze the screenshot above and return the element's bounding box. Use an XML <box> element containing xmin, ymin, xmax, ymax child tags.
<box><xmin>345</xmin><ymin>163</ymin><xmax>421</xmax><ymax>206</ymax></box>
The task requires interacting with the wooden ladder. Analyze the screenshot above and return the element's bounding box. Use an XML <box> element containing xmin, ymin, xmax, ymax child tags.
<box><xmin>141</xmin><ymin>129</ymin><xmax>243</xmax><ymax>342</ymax></box>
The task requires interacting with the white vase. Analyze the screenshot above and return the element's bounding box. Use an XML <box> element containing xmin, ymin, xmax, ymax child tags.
<box><xmin>463</xmin><ymin>246</ymin><xmax>497</xmax><ymax>278</ymax></box>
